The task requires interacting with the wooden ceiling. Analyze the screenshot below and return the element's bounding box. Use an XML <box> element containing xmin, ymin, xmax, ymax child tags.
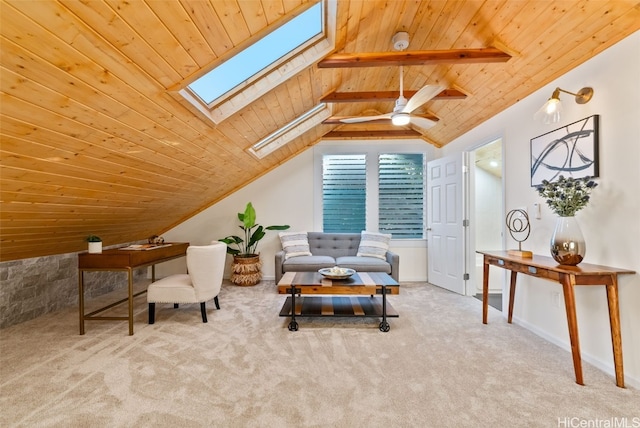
<box><xmin>1</xmin><ymin>0</ymin><xmax>639</xmax><ymax>262</ymax></box>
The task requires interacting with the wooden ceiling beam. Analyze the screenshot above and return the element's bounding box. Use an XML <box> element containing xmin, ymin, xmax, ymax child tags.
<box><xmin>322</xmin><ymin>130</ymin><xmax>422</xmax><ymax>139</ymax></box>
<box><xmin>320</xmin><ymin>89</ymin><xmax>467</xmax><ymax>103</ymax></box>
<box><xmin>318</xmin><ymin>48</ymin><xmax>511</xmax><ymax>68</ymax></box>
<box><xmin>323</xmin><ymin>113</ymin><xmax>439</xmax><ymax>124</ymax></box>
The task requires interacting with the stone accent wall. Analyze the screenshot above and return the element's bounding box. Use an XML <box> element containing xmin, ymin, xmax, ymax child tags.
<box><xmin>0</xmin><ymin>249</ymin><xmax>146</xmax><ymax>329</ymax></box>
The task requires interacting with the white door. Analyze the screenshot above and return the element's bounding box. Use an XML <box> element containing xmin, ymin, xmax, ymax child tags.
<box><xmin>427</xmin><ymin>154</ymin><xmax>467</xmax><ymax>294</ymax></box>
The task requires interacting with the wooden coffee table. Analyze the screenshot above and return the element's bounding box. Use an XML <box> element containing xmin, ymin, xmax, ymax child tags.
<box><xmin>277</xmin><ymin>271</ymin><xmax>399</xmax><ymax>332</ymax></box>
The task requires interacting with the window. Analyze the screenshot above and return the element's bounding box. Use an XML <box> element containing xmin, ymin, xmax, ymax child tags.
<box><xmin>179</xmin><ymin>1</ymin><xmax>336</xmax><ymax>126</ymax></box>
<box><xmin>188</xmin><ymin>2</ymin><xmax>323</xmax><ymax>106</ymax></box>
<box><xmin>320</xmin><ymin>150</ymin><xmax>427</xmax><ymax>238</ymax></box>
<box><xmin>322</xmin><ymin>154</ymin><xmax>366</xmax><ymax>232</ymax></box>
<box><xmin>378</xmin><ymin>154</ymin><xmax>425</xmax><ymax>239</ymax></box>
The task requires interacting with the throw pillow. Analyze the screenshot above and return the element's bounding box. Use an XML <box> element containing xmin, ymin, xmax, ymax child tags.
<box><xmin>279</xmin><ymin>232</ymin><xmax>312</xmax><ymax>260</ymax></box>
<box><xmin>357</xmin><ymin>231</ymin><xmax>392</xmax><ymax>260</ymax></box>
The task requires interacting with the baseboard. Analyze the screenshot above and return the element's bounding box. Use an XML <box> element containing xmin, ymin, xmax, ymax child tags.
<box><xmin>512</xmin><ymin>315</ymin><xmax>639</xmax><ymax>390</ymax></box>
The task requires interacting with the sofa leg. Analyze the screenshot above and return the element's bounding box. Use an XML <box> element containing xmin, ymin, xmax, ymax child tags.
<box><xmin>214</xmin><ymin>296</ymin><xmax>220</xmax><ymax>310</ymax></box>
<box><xmin>200</xmin><ymin>302</ymin><xmax>208</xmax><ymax>323</ymax></box>
<box><xmin>148</xmin><ymin>303</ymin><xmax>155</xmax><ymax>324</ymax></box>
<box><xmin>174</xmin><ymin>303</ymin><xmax>179</xmax><ymax>308</ymax></box>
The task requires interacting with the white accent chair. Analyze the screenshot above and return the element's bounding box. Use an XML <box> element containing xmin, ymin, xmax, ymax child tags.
<box><xmin>147</xmin><ymin>243</ymin><xmax>226</xmax><ymax>324</ymax></box>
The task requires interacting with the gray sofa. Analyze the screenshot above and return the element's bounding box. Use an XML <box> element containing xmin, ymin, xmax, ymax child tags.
<box><xmin>274</xmin><ymin>232</ymin><xmax>399</xmax><ymax>283</ymax></box>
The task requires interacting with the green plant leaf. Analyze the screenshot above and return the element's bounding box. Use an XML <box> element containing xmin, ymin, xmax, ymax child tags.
<box><xmin>243</xmin><ymin>202</ymin><xmax>256</xmax><ymax>229</ymax></box>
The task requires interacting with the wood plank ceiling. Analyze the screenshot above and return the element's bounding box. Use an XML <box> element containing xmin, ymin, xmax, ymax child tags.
<box><xmin>1</xmin><ymin>0</ymin><xmax>639</xmax><ymax>262</ymax></box>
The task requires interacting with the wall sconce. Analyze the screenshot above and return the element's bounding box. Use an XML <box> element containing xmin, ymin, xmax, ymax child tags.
<box><xmin>535</xmin><ymin>87</ymin><xmax>594</xmax><ymax>124</ymax></box>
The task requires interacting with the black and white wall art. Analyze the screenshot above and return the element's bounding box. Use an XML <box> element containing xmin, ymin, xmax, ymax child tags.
<box><xmin>530</xmin><ymin>115</ymin><xmax>599</xmax><ymax>186</ymax></box>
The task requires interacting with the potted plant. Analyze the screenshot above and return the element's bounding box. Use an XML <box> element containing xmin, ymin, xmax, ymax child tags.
<box><xmin>219</xmin><ymin>202</ymin><xmax>289</xmax><ymax>286</ymax></box>
<box><xmin>86</xmin><ymin>235</ymin><xmax>102</xmax><ymax>254</ymax></box>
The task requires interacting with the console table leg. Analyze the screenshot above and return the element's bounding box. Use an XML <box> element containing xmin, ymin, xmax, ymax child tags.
<box><xmin>482</xmin><ymin>259</ymin><xmax>489</xmax><ymax>324</ymax></box>
<box><xmin>508</xmin><ymin>271</ymin><xmax>517</xmax><ymax>324</ymax></box>
<box><xmin>561</xmin><ymin>274</ymin><xmax>584</xmax><ymax>385</ymax></box>
<box><xmin>605</xmin><ymin>277</ymin><xmax>625</xmax><ymax>388</ymax></box>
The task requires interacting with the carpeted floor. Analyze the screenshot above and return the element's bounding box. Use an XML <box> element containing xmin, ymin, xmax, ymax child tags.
<box><xmin>1</xmin><ymin>281</ymin><xmax>637</xmax><ymax>428</ymax></box>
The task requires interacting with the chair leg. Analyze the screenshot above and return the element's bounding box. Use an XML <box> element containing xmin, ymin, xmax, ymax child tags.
<box><xmin>214</xmin><ymin>296</ymin><xmax>220</xmax><ymax>310</ymax></box>
<box><xmin>200</xmin><ymin>302</ymin><xmax>208</xmax><ymax>323</ymax></box>
<box><xmin>148</xmin><ymin>303</ymin><xmax>155</xmax><ymax>324</ymax></box>
<box><xmin>174</xmin><ymin>303</ymin><xmax>179</xmax><ymax>308</ymax></box>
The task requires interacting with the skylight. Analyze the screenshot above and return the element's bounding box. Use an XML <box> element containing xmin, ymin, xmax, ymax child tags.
<box><xmin>188</xmin><ymin>2</ymin><xmax>323</xmax><ymax>106</ymax></box>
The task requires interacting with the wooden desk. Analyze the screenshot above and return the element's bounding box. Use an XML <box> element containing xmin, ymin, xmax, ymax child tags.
<box><xmin>478</xmin><ymin>250</ymin><xmax>635</xmax><ymax>388</ymax></box>
<box><xmin>78</xmin><ymin>242</ymin><xmax>189</xmax><ymax>335</ymax></box>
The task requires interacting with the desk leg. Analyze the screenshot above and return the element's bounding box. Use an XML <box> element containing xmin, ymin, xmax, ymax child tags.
<box><xmin>78</xmin><ymin>270</ymin><xmax>85</xmax><ymax>335</ymax></box>
<box><xmin>128</xmin><ymin>268</ymin><xmax>134</xmax><ymax>336</ymax></box>
<box><xmin>508</xmin><ymin>271</ymin><xmax>517</xmax><ymax>324</ymax></box>
<box><xmin>605</xmin><ymin>276</ymin><xmax>625</xmax><ymax>388</ymax></box>
<box><xmin>561</xmin><ymin>274</ymin><xmax>584</xmax><ymax>385</ymax></box>
<box><xmin>482</xmin><ymin>258</ymin><xmax>489</xmax><ymax>324</ymax></box>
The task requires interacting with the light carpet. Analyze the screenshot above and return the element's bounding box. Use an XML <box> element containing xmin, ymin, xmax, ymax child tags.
<box><xmin>1</xmin><ymin>281</ymin><xmax>637</xmax><ymax>428</ymax></box>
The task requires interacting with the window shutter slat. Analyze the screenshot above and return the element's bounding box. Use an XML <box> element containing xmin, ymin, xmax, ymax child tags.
<box><xmin>322</xmin><ymin>154</ymin><xmax>366</xmax><ymax>232</ymax></box>
<box><xmin>378</xmin><ymin>154</ymin><xmax>425</xmax><ymax>239</ymax></box>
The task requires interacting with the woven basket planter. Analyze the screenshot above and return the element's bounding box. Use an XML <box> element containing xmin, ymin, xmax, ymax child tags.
<box><xmin>230</xmin><ymin>254</ymin><xmax>263</xmax><ymax>286</ymax></box>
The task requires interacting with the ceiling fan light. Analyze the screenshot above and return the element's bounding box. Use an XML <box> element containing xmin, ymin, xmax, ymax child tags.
<box><xmin>391</xmin><ymin>113</ymin><xmax>411</xmax><ymax>126</ymax></box>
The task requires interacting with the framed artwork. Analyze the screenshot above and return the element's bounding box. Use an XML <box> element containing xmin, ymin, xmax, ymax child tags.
<box><xmin>530</xmin><ymin>115</ymin><xmax>599</xmax><ymax>187</ymax></box>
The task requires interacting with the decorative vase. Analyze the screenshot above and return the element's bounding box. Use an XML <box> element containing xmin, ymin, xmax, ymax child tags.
<box><xmin>230</xmin><ymin>254</ymin><xmax>263</xmax><ymax>286</ymax></box>
<box><xmin>88</xmin><ymin>241</ymin><xmax>102</xmax><ymax>254</ymax></box>
<box><xmin>550</xmin><ymin>216</ymin><xmax>585</xmax><ymax>265</ymax></box>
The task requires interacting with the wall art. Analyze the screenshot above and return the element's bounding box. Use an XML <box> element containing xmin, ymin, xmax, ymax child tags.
<box><xmin>530</xmin><ymin>114</ymin><xmax>599</xmax><ymax>187</ymax></box>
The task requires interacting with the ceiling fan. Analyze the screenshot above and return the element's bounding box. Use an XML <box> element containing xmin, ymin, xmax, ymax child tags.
<box><xmin>337</xmin><ymin>32</ymin><xmax>444</xmax><ymax>129</ymax></box>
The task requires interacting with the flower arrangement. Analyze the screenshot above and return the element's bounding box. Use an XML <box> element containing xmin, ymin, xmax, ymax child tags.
<box><xmin>536</xmin><ymin>175</ymin><xmax>598</xmax><ymax>217</ymax></box>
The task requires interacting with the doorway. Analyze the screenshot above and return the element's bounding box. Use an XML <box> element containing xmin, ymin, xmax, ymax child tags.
<box><xmin>469</xmin><ymin>138</ymin><xmax>504</xmax><ymax>310</ymax></box>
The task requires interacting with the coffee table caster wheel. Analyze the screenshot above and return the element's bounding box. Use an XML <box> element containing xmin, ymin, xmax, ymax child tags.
<box><xmin>379</xmin><ymin>321</ymin><xmax>390</xmax><ymax>332</ymax></box>
<box><xmin>288</xmin><ymin>321</ymin><xmax>298</xmax><ymax>331</ymax></box>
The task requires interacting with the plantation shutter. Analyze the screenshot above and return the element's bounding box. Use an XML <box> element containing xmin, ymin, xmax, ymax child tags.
<box><xmin>378</xmin><ymin>153</ymin><xmax>425</xmax><ymax>238</ymax></box>
<box><xmin>322</xmin><ymin>154</ymin><xmax>366</xmax><ymax>232</ymax></box>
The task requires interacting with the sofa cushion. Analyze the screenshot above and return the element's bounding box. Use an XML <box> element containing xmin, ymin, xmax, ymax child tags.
<box><xmin>356</xmin><ymin>231</ymin><xmax>391</xmax><ymax>260</ymax></box>
<box><xmin>279</xmin><ymin>231</ymin><xmax>312</xmax><ymax>260</ymax></box>
<box><xmin>282</xmin><ymin>255</ymin><xmax>336</xmax><ymax>272</ymax></box>
<box><xmin>336</xmin><ymin>256</ymin><xmax>391</xmax><ymax>274</ymax></box>
<box><xmin>307</xmin><ymin>232</ymin><xmax>360</xmax><ymax>258</ymax></box>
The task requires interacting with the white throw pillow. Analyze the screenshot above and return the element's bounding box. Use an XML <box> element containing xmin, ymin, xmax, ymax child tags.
<box><xmin>357</xmin><ymin>231</ymin><xmax>392</xmax><ymax>260</ymax></box>
<box><xmin>279</xmin><ymin>232</ymin><xmax>312</xmax><ymax>260</ymax></box>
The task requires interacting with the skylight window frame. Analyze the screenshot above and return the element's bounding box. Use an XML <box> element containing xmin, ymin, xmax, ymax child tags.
<box><xmin>177</xmin><ymin>0</ymin><xmax>335</xmax><ymax>126</ymax></box>
<box><xmin>187</xmin><ymin>2</ymin><xmax>325</xmax><ymax>108</ymax></box>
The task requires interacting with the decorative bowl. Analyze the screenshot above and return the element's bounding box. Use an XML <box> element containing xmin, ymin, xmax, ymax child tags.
<box><xmin>318</xmin><ymin>267</ymin><xmax>356</xmax><ymax>279</ymax></box>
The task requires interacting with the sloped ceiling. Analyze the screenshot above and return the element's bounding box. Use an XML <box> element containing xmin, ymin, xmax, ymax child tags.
<box><xmin>1</xmin><ymin>0</ymin><xmax>639</xmax><ymax>261</ymax></box>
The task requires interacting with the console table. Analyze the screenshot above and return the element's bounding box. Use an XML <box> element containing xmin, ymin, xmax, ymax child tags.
<box><xmin>78</xmin><ymin>242</ymin><xmax>189</xmax><ymax>335</ymax></box>
<box><xmin>478</xmin><ymin>250</ymin><xmax>635</xmax><ymax>388</ymax></box>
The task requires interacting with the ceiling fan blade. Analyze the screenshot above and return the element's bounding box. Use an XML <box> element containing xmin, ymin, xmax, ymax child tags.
<box><xmin>403</xmin><ymin>85</ymin><xmax>445</xmax><ymax>113</ymax></box>
<box><xmin>340</xmin><ymin>113</ymin><xmax>392</xmax><ymax>123</ymax></box>
<box><xmin>410</xmin><ymin>115</ymin><xmax>438</xmax><ymax>129</ymax></box>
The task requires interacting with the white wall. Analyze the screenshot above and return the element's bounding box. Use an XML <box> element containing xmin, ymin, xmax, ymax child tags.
<box><xmin>441</xmin><ymin>32</ymin><xmax>640</xmax><ymax>387</ymax></box>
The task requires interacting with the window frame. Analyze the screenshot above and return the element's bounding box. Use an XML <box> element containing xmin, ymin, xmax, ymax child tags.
<box><xmin>176</xmin><ymin>0</ymin><xmax>336</xmax><ymax>126</ymax></box>
<box><xmin>314</xmin><ymin>140</ymin><xmax>434</xmax><ymax>244</ymax></box>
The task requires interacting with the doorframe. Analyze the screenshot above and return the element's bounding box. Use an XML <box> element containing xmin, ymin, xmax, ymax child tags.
<box><xmin>465</xmin><ymin>135</ymin><xmax>506</xmax><ymax>297</ymax></box>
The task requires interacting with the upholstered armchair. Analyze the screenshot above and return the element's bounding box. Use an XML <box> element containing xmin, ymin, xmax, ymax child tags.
<box><xmin>147</xmin><ymin>242</ymin><xmax>226</xmax><ymax>324</ymax></box>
